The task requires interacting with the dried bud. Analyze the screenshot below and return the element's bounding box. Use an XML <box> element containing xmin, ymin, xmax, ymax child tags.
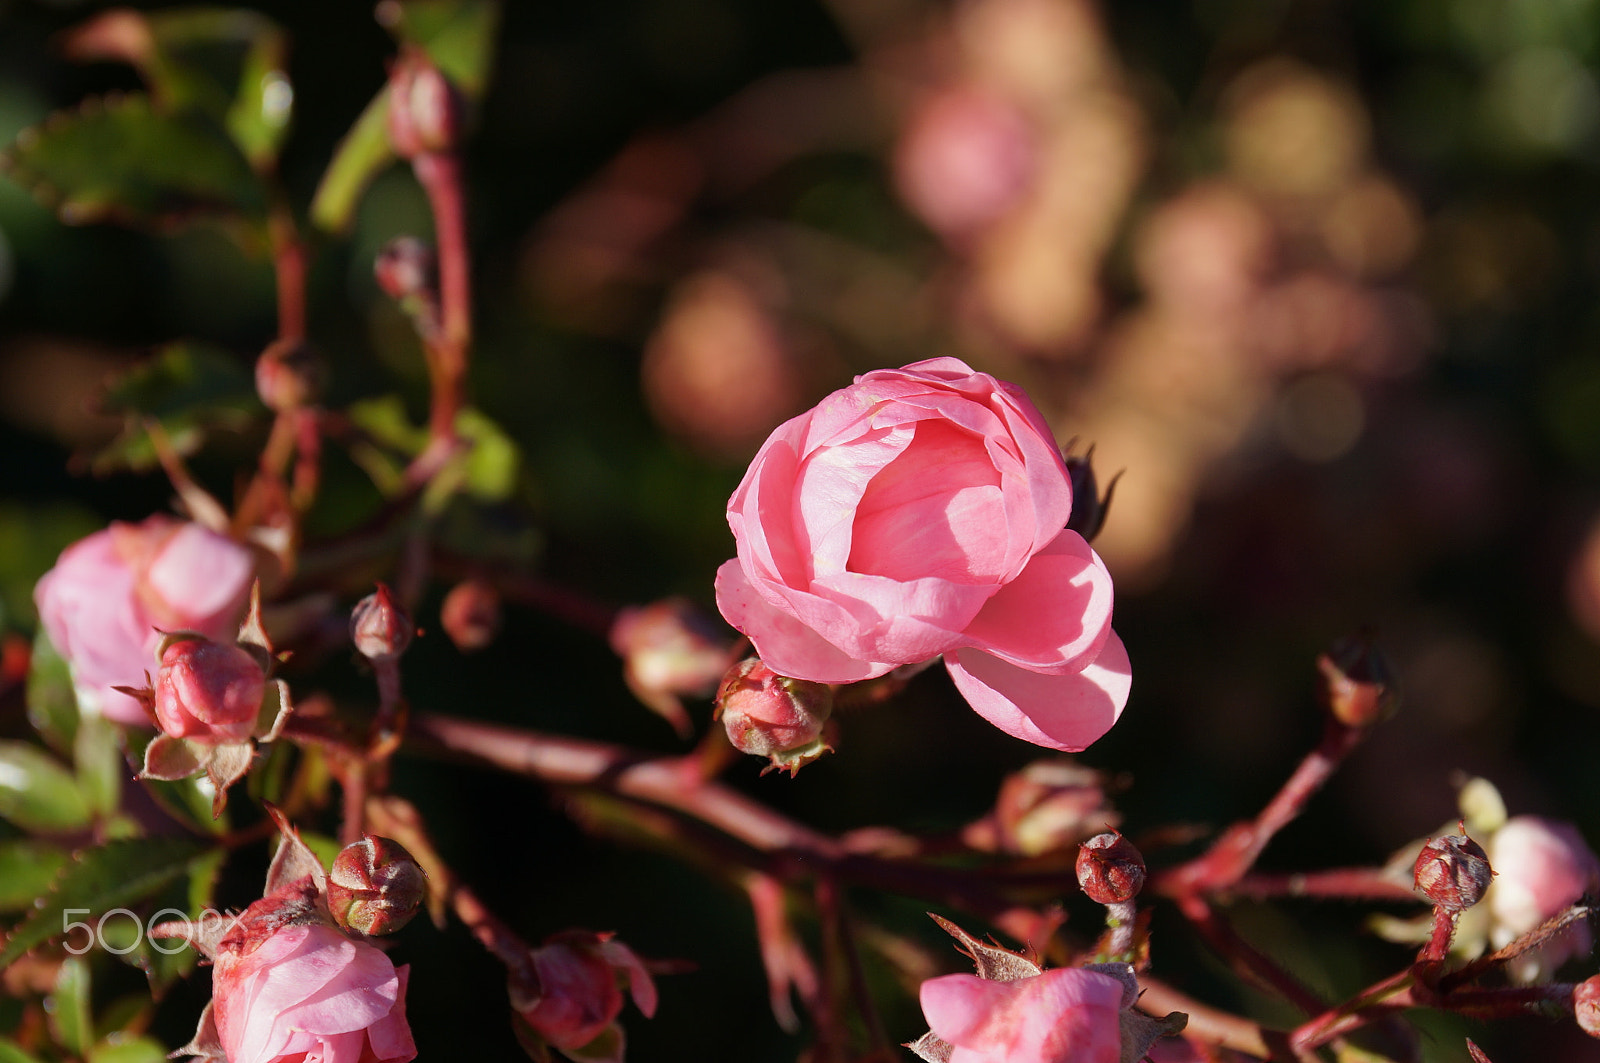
<box><xmin>327</xmin><ymin>835</ymin><xmax>427</xmax><ymax>936</ymax></box>
<box><xmin>1414</xmin><ymin>831</ymin><xmax>1493</xmax><ymax>913</ymax></box>
<box><xmin>1076</xmin><ymin>833</ymin><xmax>1146</xmax><ymax>905</ymax></box>
<box><xmin>1575</xmin><ymin>976</ymin><xmax>1600</xmax><ymax>1038</ymax></box>
<box><xmin>386</xmin><ymin>50</ymin><xmax>459</xmax><ymax>158</ymax></box>
<box><xmin>441</xmin><ymin>579</ymin><xmax>501</xmax><ymax>653</ymax></box>
<box><xmin>351</xmin><ymin>584</ymin><xmax>413</xmax><ymax>661</ymax></box>
<box><xmin>715</xmin><ymin>657</ymin><xmax>834</xmax><ymax>776</ymax></box>
<box><xmin>153</xmin><ymin>634</ymin><xmax>266</xmax><ymax>745</ymax></box>
<box><xmin>255</xmin><ymin>338</ymin><xmax>325</xmax><ymax>412</ymax></box>
<box><xmin>1317</xmin><ymin>633</ymin><xmax>1399</xmax><ymax>728</ymax></box>
<box><xmin>1062</xmin><ymin>444</ymin><xmax>1119</xmax><ymax>542</ymax></box>
<box><xmin>374</xmin><ymin>237</ymin><xmax>436</xmax><ymax>302</ymax></box>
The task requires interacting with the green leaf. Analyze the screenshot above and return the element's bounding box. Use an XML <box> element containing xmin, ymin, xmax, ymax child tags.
<box><xmin>0</xmin><ymin>836</ymin><xmax>210</xmax><ymax>968</ymax></box>
<box><xmin>2</xmin><ymin>93</ymin><xmax>267</xmax><ymax>228</ymax></box>
<box><xmin>0</xmin><ymin>1040</ymin><xmax>46</xmax><ymax>1063</ymax></box>
<box><xmin>0</xmin><ymin>841</ymin><xmax>70</xmax><ymax>912</ymax></box>
<box><xmin>88</xmin><ymin>1037</ymin><xmax>170</xmax><ymax>1063</ymax></box>
<box><xmin>347</xmin><ymin>395</ymin><xmax>520</xmax><ymax>506</ymax></box>
<box><xmin>92</xmin><ymin>340</ymin><xmax>262</xmax><ymax>475</ymax></box>
<box><xmin>385</xmin><ymin>0</ymin><xmax>501</xmax><ymax>97</ymax></box>
<box><xmin>50</xmin><ymin>956</ymin><xmax>93</xmax><ymax>1056</ymax></box>
<box><xmin>26</xmin><ymin>628</ymin><xmax>79</xmax><ymax>755</ymax></box>
<box><xmin>0</xmin><ymin>742</ymin><xmax>91</xmax><ymax>833</ymax></box>
<box><xmin>309</xmin><ymin>89</ymin><xmax>394</xmax><ymax>234</ymax></box>
<box><xmin>224</xmin><ymin>23</ymin><xmax>293</xmax><ymax>168</ymax></box>
<box><xmin>74</xmin><ymin>717</ymin><xmax>123</xmax><ymax>818</ymax></box>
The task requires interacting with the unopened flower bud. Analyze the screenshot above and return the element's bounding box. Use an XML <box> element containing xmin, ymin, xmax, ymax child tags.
<box><xmin>441</xmin><ymin>579</ymin><xmax>501</xmax><ymax>653</ymax></box>
<box><xmin>255</xmin><ymin>338</ymin><xmax>325</xmax><ymax>412</ymax></box>
<box><xmin>610</xmin><ymin>598</ymin><xmax>733</xmax><ymax>713</ymax></box>
<box><xmin>386</xmin><ymin>51</ymin><xmax>459</xmax><ymax>158</ymax></box>
<box><xmin>351</xmin><ymin>584</ymin><xmax>413</xmax><ymax>661</ymax></box>
<box><xmin>374</xmin><ymin>237</ymin><xmax>436</xmax><ymax>302</ymax></box>
<box><xmin>1063</xmin><ymin>444</ymin><xmax>1119</xmax><ymax>543</ymax></box>
<box><xmin>1317</xmin><ymin>633</ymin><xmax>1399</xmax><ymax>728</ymax></box>
<box><xmin>1076</xmin><ymin>832</ymin><xmax>1146</xmax><ymax>904</ymax></box>
<box><xmin>1575</xmin><ymin>976</ymin><xmax>1600</xmax><ymax>1038</ymax></box>
<box><xmin>715</xmin><ymin>657</ymin><xmax>834</xmax><ymax>776</ymax></box>
<box><xmin>153</xmin><ymin>634</ymin><xmax>266</xmax><ymax>745</ymax></box>
<box><xmin>327</xmin><ymin>835</ymin><xmax>427</xmax><ymax>936</ymax></box>
<box><xmin>991</xmin><ymin>760</ymin><xmax>1116</xmax><ymax>857</ymax></box>
<box><xmin>1414</xmin><ymin>832</ymin><xmax>1493</xmax><ymax>913</ymax></box>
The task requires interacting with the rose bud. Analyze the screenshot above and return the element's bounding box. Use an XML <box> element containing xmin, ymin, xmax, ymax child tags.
<box><xmin>510</xmin><ymin>931</ymin><xmax>657</xmax><ymax>1056</ymax></box>
<box><xmin>374</xmin><ymin>237</ymin><xmax>436</xmax><ymax>302</ymax></box>
<box><xmin>1077</xmin><ymin>832</ymin><xmax>1146</xmax><ymax>905</ymax></box>
<box><xmin>327</xmin><ymin>835</ymin><xmax>428</xmax><ymax>936</ymax></box>
<box><xmin>1063</xmin><ymin>444</ymin><xmax>1119</xmax><ymax>543</ymax></box>
<box><xmin>152</xmin><ymin>634</ymin><xmax>267</xmax><ymax>745</ymax></box>
<box><xmin>1414</xmin><ymin>832</ymin><xmax>1494</xmax><ymax>913</ymax></box>
<box><xmin>440</xmin><ymin>579</ymin><xmax>501</xmax><ymax>653</ymax></box>
<box><xmin>610</xmin><ymin>598</ymin><xmax>734</xmax><ymax>736</ymax></box>
<box><xmin>992</xmin><ymin>759</ymin><xmax>1117</xmax><ymax>857</ymax></box>
<box><xmin>351</xmin><ymin>584</ymin><xmax>414</xmax><ymax>662</ymax></box>
<box><xmin>1575</xmin><ymin>976</ymin><xmax>1600</xmax><ymax>1038</ymax></box>
<box><xmin>255</xmin><ymin>338</ymin><xmax>325</xmax><ymax>412</ymax></box>
<box><xmin>386</xmin><ymin>50</ymin><xmax>459</xmax><ymax>158</ymax></box>
<box><xmin>1487</xmin><ymin>816</ymin><xmax>1600</xmax><ymax>980</ymax></box>
<box><xmin>714</xmin><ymin>657</ymin><xmax>834</xmax><ymax>776</ymax></box>
<box><xmin>1317</xmin><ymin>633</ymin><xmax>1399</xmax><ymax>728</ymax></box>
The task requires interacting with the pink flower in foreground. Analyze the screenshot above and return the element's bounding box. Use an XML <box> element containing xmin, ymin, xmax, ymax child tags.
<box><xmin>213</xmin><ymin>922</ymin><xmax>416</xmax><ymax>1063</ymax></box>
<box><xmin>715</xmin><ymin>357</ymin><xmax>1129</xmax><ymax>751</ymax></box>
<box><xmin>513</xmin><ymin>931</ymin><xmax>657</xmax><ymax>1061</ymax></box>
<box><xmin>34</xmin><ymin>517</ymin><xmax>254</xmax><ymax>725</ymax></box>
<box><xmin>919</xmin><ymin>968</ymin><xmax>1124</xmax><ymax>1063</ymax></box>
<box><xmin>1487</xmin><ymin>816</ymin><xmax>1600</xmax><ymax>979</ymax></box>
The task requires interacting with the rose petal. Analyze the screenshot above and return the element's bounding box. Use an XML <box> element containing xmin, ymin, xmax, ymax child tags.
<box><xmin>145</xmin><ymin>523</ymin><xmax>254</xmax><ymax>630</ymax></box>
<box><xmin>958</xmin><ymin>530</ymin><xmax>1112</xmax><ymax>673</ymax></box>
<box><xmin>920</xmin><ymin>968</ymin><xmax>1123</xmax><ymax>1063</ymax></box>
<box><xmin>715</xmin><ymin>561</ymin><xmax>892</xmax><ymax>683</ymax></box>
<box><xmin>944</xmin><ymin>633</ymin><xmax>1130</xmax><ymax>752</ymax></box>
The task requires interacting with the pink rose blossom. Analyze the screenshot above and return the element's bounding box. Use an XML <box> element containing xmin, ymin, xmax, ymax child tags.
<box><xmin>715</xmin><ymin>357</ymin><xmax>1129</xmax><ymax>751</ymax></box>
<box><xmin>34</xmin><ymin>517</ymin><xmax>255</xmax><ymax>725</ymax></box>
<box><xmin>152</xmin><ymin>637</ymin><xmax>266</xmax><ymax>745</ymax></box>
<box><xmin>895</xmin><ymin>87</ymin><xmax>1038</xmax><ymax>239</ymax></box>
<box><xmin>213</xmin><ymin>922</ymin><xmax>416</xmax><ymax>1063</ymax></box>
<box><xmin>1487</xmin><ymin>816</ymin><xmax>1600</xmax><ymax>978</ymax></box>
<box><xmin>919</xmin><ymin>967</ymin><xmax>1124</xmax><ymax>1063</ymax></box>
<box><xmin>515</xmin><ymin>931</ymin><xmax>657</xmax><ymax>1058</ymax></box>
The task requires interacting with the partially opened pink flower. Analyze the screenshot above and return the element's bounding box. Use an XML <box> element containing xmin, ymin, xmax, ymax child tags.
<box><xmin>1487</xmin><ymin>816</ymin><xmax>1600</xmax><ymax>979</ymax></box>
<box><xmin>715</xmin><ymin>357</ymin><xmax>1129</xmax><ymax>751</ymax></box>
<box><xmin>919</xmin><ymin>968</ymin><xmax>1124</xmax><ymax>1063</ymax></box>
<box><xmin>34</xmin><ymin>516</ymin><xmax>255</xmax><ymax>725</ymax></box>
<box><xmin>512</xmin><ymin>931</ymin><xmax>657</xmax><ymax>1062</ymax></box>
<box><xmin>213</xmin><ymin>922</ymin><xmax>416</xmax><ymax>1063</ymax></box>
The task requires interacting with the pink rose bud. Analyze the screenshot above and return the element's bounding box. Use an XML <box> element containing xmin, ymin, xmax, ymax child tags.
<box><xmin>254</xmin><ymin>338</ymin><xmax>325</xmax><ymax>412</ymax></box>
<box><xmin>212</xmin><ymin>921</ymin><xmax>416</xmax><ymax>1063</ymax></box>
<box><xmin>715</xmin><ymin>358</ymin><xmax>1129</xmax><ymax>753</ymax></box>
<box><xmin>34</xmin><ymin>517</ymin><xmax>255</xmax><ymax>725</ymax></box>
<box><xmin>991</xmin><ymin>760</ymin><xmax>1116</xmax><ymax>857</ymax></box>
<box><xmin>1487</xmin><ymin>816</ymin><xmax>1600</xmax><ymax>978</ymax></box>
<box><xmin>327</xmin><ymin>835</ymin><xmax>428</xmax><ymax>936</ymax></box>
<box><xmin>1316</xmin><ymin>633</ymin><xmax>1399</xmax><ymax>728</ymax></box>
<box><xmin>714</xmin><ymin>657</ymin><xmax>834</xmax><ymax>775</ymax></box>
<box><xmin>374</xmin><ymin>237</ymin><xmax>436</xmax><ymax>301</ymax></box>
<box><xmin>1575</xmin><ymin>976</ymin><xmax>1600</xmax><ymax>1038</ymax></box>
<box><xmin>351</xmin><ymin>584</ymin><xmax>414</xmax><ymax>661</ymax></box>
<box><xmin>152</xmin><ymin>635</ymin><xmax>266</xmax><ymax>745</ymax></box>
<box><xmin>918</xmin><ymin>966</ymin><xmax>1124</xmax><ymax>1063</ymax></box>
<box><xmin>610</xmin><ymin>597</ymin><xmax>732</xmax><ymax>700</ymax></box>
<box><xmin>440</xmin><ymin>579</ymin><xmax>501</xmax><ymax>653</ymax></box>
<box><xmin>1077</xmin><ymin>833</ymin><xmax>1146</xmax><ymax>905</ymax></box>
<box><xmin>386</xmin><ymin>50</ymin><xmax>459</xmax><ymax>158</ymax></box>
<box><xmin>1414</xmin><ymin>832</ymin><xmax>1493</xmax><ymax>913</ymax></box>
<box><xmin>512</xmin><ymin>932</ymin><xmax>658</xmax><ymax>1054</ymax></box>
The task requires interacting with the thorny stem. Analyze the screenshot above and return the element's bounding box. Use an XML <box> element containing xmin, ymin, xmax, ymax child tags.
<box><xmin>1104</xmin><ymin>899</ymin><xmax>1136</xmax><ymax>959</ymax></box>
<box><xmin>1414</xmin><ymin>905</ymin><xmax>1457</xmax><ymax>988</ymax></box>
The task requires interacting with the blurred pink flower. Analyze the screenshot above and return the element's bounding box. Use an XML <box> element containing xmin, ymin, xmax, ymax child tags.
<box><xmin>1488</xmin><ymin>816</ymin><xmax>1600</xmax><ymax>979</ymax></box>
<box><xmin>919</xmin><ymin>967</ymin><xmax>1123</xmax><ymax>1063</ymax></box>
<box><xmin>895</xmin><ymin>86</ymin><xmax>1037</xmax><ymax>239</ymax></box>
<box><xmin>213</xmin><ymin>922</ymin><xmax>416</xmax><ymax>1063</ymax></box>
<box><xmin>152</xmin><ymin>636</ymin><xmax>266</xmax><ymax>745</ymax></box>
<box><xmin>34</xmin><ymin>517</ymin><xmax>255</xmax><ymax>725</ymax></box>
<box><xmin>715</xmin><ymin>357</ymin><xmax>1129</xmax><ymax>751</ymax></box>
<box><xmin>514</xmin><ymin>931</ymin><xmax>657</xmax><ymax>1061</ymax></box>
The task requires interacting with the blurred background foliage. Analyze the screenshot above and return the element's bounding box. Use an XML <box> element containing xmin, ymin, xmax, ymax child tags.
<box><xmin>4</xmin><ymin>0</ymin><xmax>1600</xmax><ymax>1060</ymax></box>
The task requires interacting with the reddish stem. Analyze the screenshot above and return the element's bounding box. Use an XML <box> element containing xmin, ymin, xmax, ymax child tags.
<box><xmin>1176</xmin><ymin>893</ymin><xmax>1327</xmax><ymax>1016</ymax></box>
<box><xmin>269</xmin><ymin>203</ymin><xmax>307</xmax><ymax>342</ymax></box>
<box><xmin>1229</xmin><ymin>867</ymin><xmax>1418</xmax><ymax>903</ymax></box>
<box><xmin>412</xmin><ymin>151</ymin><xmax>471</xmax><ymax>445</ymax></box>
